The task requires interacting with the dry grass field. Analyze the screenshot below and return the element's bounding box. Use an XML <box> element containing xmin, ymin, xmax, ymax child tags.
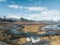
<box><xmin>0</xmin><ymin>22</ymin><xmax>60</xmax><ymax>45</ymax></box>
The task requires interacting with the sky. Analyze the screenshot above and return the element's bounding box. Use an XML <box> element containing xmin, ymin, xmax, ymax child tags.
<box><xmin>0</xmin><ymin>0</ymin><xmax>60</xmax><ymax>21</ymax></box>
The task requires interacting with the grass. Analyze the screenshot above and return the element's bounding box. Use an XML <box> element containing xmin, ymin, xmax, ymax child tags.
<box><xmin>0</xmin><ymin>22</ymin><xmax>60</xmax><ymax>45</ymax></box>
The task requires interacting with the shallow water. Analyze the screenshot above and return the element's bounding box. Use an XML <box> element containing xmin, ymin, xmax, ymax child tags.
<box><xmin>23</xmin><ymin>40</ymin><xmax>50</xmax><ymax>45</ymax></box>
<box><xmin>0</xmin><ymin>41</ymin><xmax>9</xmax><ymax>45</ymax></box>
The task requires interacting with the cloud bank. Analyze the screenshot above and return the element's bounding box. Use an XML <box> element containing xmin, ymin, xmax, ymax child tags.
<box><xmin>8</xmin><ymin>4</ymin><xmax>23</xmax><ymax>9</ymax></box>
<box><xmin>7</xmin><ymin>4</ymin><xmax>60</xmax><ymax>21</ymax></box>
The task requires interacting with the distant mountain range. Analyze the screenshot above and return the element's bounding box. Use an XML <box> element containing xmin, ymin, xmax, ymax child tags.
<box><xmin>0</xmin><ymin>17</ymin><xmax>60</xmax><ymax>24</ymax></box>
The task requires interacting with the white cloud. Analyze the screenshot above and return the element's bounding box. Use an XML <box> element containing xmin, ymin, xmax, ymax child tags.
<box><xmin>7</xmin><ymin>14</ymin><xmax>22</xmax><ymax>19</ymax></box>
<box><xmin>0</xmin><ymin>0</ymin><xmax>6</xmax><ymax>2</ymax></box>
<box><xmin>25</xmin><ymin>10</ymin><xmax>60</xmax><ymax>21</ymax></box>
<box><xmin>8</xmin><ymin>5</ymin><xmax>47</xmax><ymax>12</ymax></box>
<box><xmin>8</xmin><ymin>4</ymin><xmax>23</xmax><ymax>9</ymax></box>
<box><xmin>6</xmin><ymin>10</ymin><xmax>60</xmax><ymax>21</ymax></box>
<box><xmin>7</xmin><ymin>4</ymin><xmax>60</xmax><ymax>21</ymax></box>
<box><xmin>25</xmin><ymin>7</ymin><xmax>48</xmax><ymax>11</ymax></box>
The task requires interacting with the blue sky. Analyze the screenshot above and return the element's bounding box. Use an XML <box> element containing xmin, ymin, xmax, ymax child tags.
<box><xmin>0</xmin><ymin>0</ymin><xmax>60</xmax><ymax>21</ymax></box>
